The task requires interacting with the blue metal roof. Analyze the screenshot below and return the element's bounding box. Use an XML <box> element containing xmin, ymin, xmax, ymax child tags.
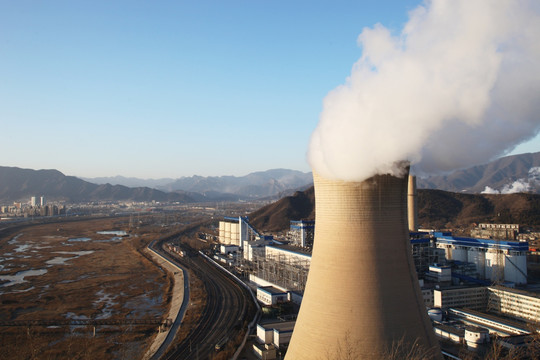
<box><xmin>434</xmin><ymin>232</ymin><xmax>529</xmax><ymax>251</ymax></box>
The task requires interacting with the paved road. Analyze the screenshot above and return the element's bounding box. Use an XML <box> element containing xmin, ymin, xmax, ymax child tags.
<box><xmin>144</xmin><ymin>245</ymin><xmax>189</xmax><ymax>360</ymax></box>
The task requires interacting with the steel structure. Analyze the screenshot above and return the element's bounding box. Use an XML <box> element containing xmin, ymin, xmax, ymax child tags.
<box><xmin>251</xmin><ymin>253</ymin><xmax>310</xmax><ymax>292</ymax></box>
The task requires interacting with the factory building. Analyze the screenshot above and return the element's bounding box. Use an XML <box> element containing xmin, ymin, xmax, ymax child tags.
<box><xmin>219</xmin><ymin>218</ymin><xmax>241</xmax><ymax>246</ymax></box>
<box><xmin>288</xmin><ymin>220</ymin><xmax>314</xmax><ymax>248</ymax></box>
<box><xmin>487</xmin><ymin>286</ymin><xmax>540</xmax><ymax>323</ymax></box>
<box><xmin>447</xmin><ymin>308</ymin><xmax>530</xmax><ymax>336</ymax></box>
<box><xmin>471</xmin><ymin>223</ymin><xmax>520</xmax><ymax>241</ymax></box>
<box><xmin>434</xmin><ymin>286</ymin><xmax>488</xmax><ymax>311</ymax></box>
<box><xmin>250</xmin><ymin>245</ymin><xmax>310</xmax><ymax>292</ymax></box>
<box><xmin>434</xmin><ymin>232</ymin><xmax>528</xmax><ymax>285</ymax></box>
<box><xmin>265</xmin><ymin>245</ymin><xmax>311</xmax><ymax>269</ymax></box>
<box><xmin>256</xmin><ymin>286</ymin><xmax>289</xmax><ymax>306</ymax></box>
<box><xmin>219</xmin><ymin>216</ymin><xmax>273</xmax><ymax>259</ymax></box>
<box><xmin>433</xmin><ymin>285</ymin><xmax>540</xmax><ymax>325</ymax></box>
<box><xmin>254</xmin><ymin>320</ymin><xmax>296</xmax><ymax>359</ymax></box>
<box><xmin>411</xmin><ymin>234</ymin><xmax>446</xmax><ymax>274</ymax></box>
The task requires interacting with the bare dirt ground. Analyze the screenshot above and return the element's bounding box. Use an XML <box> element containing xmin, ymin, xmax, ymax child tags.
<box><xmin>0</xmin><ymin>217</ymin><xmax>172</xmax><ymax>360</ymax></box>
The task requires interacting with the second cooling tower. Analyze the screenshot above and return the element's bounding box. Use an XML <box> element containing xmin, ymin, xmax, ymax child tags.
<box><xmin>286</xmin><ymin>170</ymin><xmax>440</xmax><ymax>359</ymax></box>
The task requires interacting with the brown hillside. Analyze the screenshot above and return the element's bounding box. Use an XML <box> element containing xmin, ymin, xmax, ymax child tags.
<box><xmin>250</xmin><ymin>186</ymin><xmax>540</xmax><ymax>233</ymax></box>
<box><xmin>248</xmin><ymin>187</ymin><xmax>315</xmax><ymax>233</ymax></box>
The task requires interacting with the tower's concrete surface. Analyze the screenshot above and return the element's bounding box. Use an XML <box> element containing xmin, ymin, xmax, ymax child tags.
<box><xmin>408</xmin><ymin>175</ymin><xmax>418</xmax><ymax>232</ymax></box>
<box><xmin>285</xmin><ymin>171</ymin><xmax>441</xmax><ymax>359</ymax></box>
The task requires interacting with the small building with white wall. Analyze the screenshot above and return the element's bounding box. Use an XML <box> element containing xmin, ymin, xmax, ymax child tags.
<box><xmin>257</xmin><ymin>286</ymin><xmax>289</xmax><ymax>306</ymax></box>
<box><xmin>256</xmin><ymin>320</ymin><xmax>296</xmax><ymax>347</ymax></box>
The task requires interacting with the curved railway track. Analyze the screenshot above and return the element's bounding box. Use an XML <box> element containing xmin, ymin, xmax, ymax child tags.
<box><xmin>155</xmin><ymin>243</ymin><xmax>254</xmax><ymax>360</ymax></box>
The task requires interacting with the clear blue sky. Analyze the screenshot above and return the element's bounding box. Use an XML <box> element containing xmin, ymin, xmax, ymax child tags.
<box><xmin>1</xmin><ymin>1</ymin><xmax>538</xmax><ymax>179</ymax></box>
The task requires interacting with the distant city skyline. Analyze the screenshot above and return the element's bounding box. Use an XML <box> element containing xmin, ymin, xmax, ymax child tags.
<box><xmin>1</xmin><ymin>1</ymin><xmax>538</xmax><ymax>179</ymax></box>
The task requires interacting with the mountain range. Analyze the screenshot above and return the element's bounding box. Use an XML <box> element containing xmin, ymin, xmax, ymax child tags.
<box><xmin>417</xmin><ymin>152</ymin><xmax>540</xmax><ymax>194</ymax></box>
<box><xmin>2</xmin><ymin>151</ymin><xmax>540</xmax><ymax>204</ymax></box>
<box><xmin>0</xmin><ymin>167</ymin><xmax>194</xmax><ymax>203</ymax></box>
<box><xmin>84</xmin><ymin>169</ymin><xmax>313</xmax><ymax>199</ymax></box>
<box><xmin>0</xmin><ymin>167</ymin><xmax>312</xmax><ymax>203</ymax></box>
<box><xmin>84</xmin><ymin>152</ymin><xmax>540</xmax><ymax>196</ymax></box>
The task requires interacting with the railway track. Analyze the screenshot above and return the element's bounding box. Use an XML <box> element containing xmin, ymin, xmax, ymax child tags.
<box><xmin>154</xmin><ymin>243</ymin><xmax>254</xmax><ymax>359</ymax></box>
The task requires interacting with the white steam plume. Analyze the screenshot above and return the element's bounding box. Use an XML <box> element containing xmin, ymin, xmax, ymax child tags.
<box><xmin>308</xmin><ymin>0</ymin><xmax>540</xmax><ymax>181</ymax></box>
<box><xmin>482</xmin><ymin>166</ymin><xmax>540</xmax><ymax>194</ymax></box>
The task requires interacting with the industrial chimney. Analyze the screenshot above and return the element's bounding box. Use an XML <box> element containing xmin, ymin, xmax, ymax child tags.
<box><xmin>286</xmin><ymin>169</ymin><xmax>441</xmax><ymax>359</ymax></box>
<box><xmin>408</xmin><ymin>174</ymin><xmax>418</xmax><ymax>232</ymax></box>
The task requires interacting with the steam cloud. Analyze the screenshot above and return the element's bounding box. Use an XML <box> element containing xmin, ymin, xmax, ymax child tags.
<box><xmin>308</xmin><ymin>0</ymin><xmax>540</xmax><ymax>182</ymax></box>
<box><xmin>482</xmin><ymin>167</ymin><xmax>540</xmax><ymax>194</ymax></box>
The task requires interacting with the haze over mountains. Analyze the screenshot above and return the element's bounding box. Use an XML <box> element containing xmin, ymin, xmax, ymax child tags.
<box><xmin>83</xmin><ymin>169</ymin><xmax>313</xmax><ymax>199</ymax></box>
<box><xmin>417</xmin><ymin>152</ymin><xmax>540</xmax><ymax>194</ymax></box>
<box><xmin>1</xmin><ymin>152</ymin><xmax>540</xmax><ymax>204</ymax></box>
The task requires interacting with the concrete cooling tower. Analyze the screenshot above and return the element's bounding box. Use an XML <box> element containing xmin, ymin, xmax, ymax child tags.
<box><xmin>285</xmin><ymin>170</ymin><xmax>441</xmax><ymax>359</ymax></box>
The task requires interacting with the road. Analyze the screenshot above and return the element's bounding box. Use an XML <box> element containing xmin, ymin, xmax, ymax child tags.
<box><xmin>154</xmin><ymin>243</ymin><xmax>255</xmax><ymax>360</ymax></box>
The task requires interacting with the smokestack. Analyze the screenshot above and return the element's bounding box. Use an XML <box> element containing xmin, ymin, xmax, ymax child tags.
<box><xmin>408</xmin><ymin>175</ymin><xmax>418</xmax><ymax>232</ymax></box>
<box><xmin>286</xmin><ymin>169</ymin><xmax>440</xmax><ymax>359</ymax></box>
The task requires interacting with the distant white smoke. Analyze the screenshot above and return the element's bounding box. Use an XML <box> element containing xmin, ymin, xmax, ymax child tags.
<box><xmin>481</xmin><ymin>166</ymin><xmax>540</xmax><ymax>194</ymax></box>
<box><xmin>308</xmin><ymin>0</ymin><xmax>540</xmax><ymax>181</ymax></box>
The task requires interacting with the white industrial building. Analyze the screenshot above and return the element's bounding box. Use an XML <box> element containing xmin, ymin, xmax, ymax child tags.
<box><xmin>447</xmin><ymin>308</ymin><xmax>530</xmax><ymax>336</ymax></box>
<box><xmin>487</xmin><ymin>286</ymin><xmax>540</xmax><ymax>323</ymax></box>
<box><xmin>434</xmin><ymin>232</ymin><xmax>528</xmax><ymax>285</ymax></box>
<box><xmin>256</xmin><ymin>286</ymin><xmax>289</xmax><ymax>306</ymax></box>
<box><xmin>434</xmin><ymin>285</ymin><xmax>540</xmax><ymax>325</ymax></box>
<box><xmin>219</xmin><ymin>216</ymin><xmax>274</xmax><ymax>260</ymax></box>
<box><xmin>265</xmin><ymin>245</ymin><xmax>311</xmax><ymax>269</ymax></box>
<box><xmin>288</xmin><ymin>220</ymin><xmax>314</xmax><ymax>248</ymax></box>
<box><xmin>256</xmin><ymin>320</ymin><xmax>295</xmax><ymax>348</ymax></box>
<box><xmin>434</xmin><ymin>286</ymin><xmax>488</xmax><ymax>311</ymax></box>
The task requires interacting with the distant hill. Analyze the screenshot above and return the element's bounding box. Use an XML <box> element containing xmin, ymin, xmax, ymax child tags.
<box><xmin>249</xmin><ymin>186</ymin><xmax>540</xmax><ymax>233</ymax></box>
<box><xmin>0</xmin><ymin>166</ymin><xmax>193</xmax><ymax>203</ymax></box>
<box><xmin>248</xmin><ymin>187</ymin><xmax>315</xmax><ymax>232</ymax></box>
<box><xmin>156</xmin><ymin>169</ymin><xmax>313</xmax><ymax>199</ymax></box>
<box><xmin>418</xmin><ymin>152</ymin><xmax>540</xmax><ymax>194</ymax></box>
<box><xmin>80</xmin><ymin>175</ymin><xmax>175</xmax><ymax>189</ymax></box>
<box><xmin>83</xmin><ymin>169</ymin><xmax>313</xmax><ymax>200</ymax></box>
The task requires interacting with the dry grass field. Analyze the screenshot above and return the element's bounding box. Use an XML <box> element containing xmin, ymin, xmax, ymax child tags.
<box><xmin>0</xmin><ymin>217</ymin><xmax>172</xmax><ymax>360</ymax></box>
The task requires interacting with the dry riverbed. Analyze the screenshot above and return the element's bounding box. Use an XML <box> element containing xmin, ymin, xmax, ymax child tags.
<box><xmin>0</xmin><ymin>218</ymin><xmax>172</xmax><ymax>360</ymax></box>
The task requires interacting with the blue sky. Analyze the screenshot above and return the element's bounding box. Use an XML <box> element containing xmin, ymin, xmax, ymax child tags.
<box><xmin>1</xmin><ymin>1</ymin><xmax>538</xmax><ymax>179</ymax></box>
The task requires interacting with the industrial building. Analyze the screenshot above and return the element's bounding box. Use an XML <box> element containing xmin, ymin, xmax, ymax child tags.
<box><xmin>218</xmin><ymin>216</ymin><xmax>273</xmax><ymax>261</ymax></box>
<box><xmin>447</xmin><ymin>308</ymin><xmax>530</xmax><ymax>336</ymax></box>
<box><xmin>433</xmin><ymin>285</ymin><xmax>540</xmax><ymax>325</ymax></box>
<box><xmin>434</xmin><ymin>286</ymin><xmax>488</xmax><ymax>311</ymax></box>
<box><xmin>288</xmin><ymin>220</ymin><xmax>314</xmax><ymax>248</ymax></box>
<box><xmin>434</xmin><ymin>232</ymin><xmax>528</xmax><ymax>285</ymax></box>
<box><xmin>213</xmin><ymin>174</ymin><xmax>535</xmax><ymax>358</ymax></box>
<box><xmin>218</xmin><ymin>216</ymin><xmax>261</xmax><ymax>248</ymax></box>
<box><xmin>487</xmin><ymin>286</ymin><xmax>540</xmax><ymax>323</ymax></box>
<box><xmin>249</xmin><ymin>247</ymin><xmax>310</xmax><ymax>293</ymax></box>
<box><xmin>254</xmin><ymin>320</ymin><xmax>296</xmax><ymax>359</ymax></box>
<box><xmin>256</xmin><ymin>286</ymin><xmax>289</xmax><ymax>306</ymax></box>
<box><xmin>471</xmin><ymin>223</ymin><xmax>520</xmax><ymax>241</ymax></box>
<box><xmin>265</xmin><ymin>245</ymin><xmax>311</xmax><ymax>270</ymax></box>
